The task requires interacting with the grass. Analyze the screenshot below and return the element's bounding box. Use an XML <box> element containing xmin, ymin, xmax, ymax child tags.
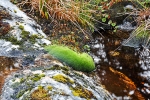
<box><xmin>28</xmin><ymin>0</ymin><xmax>106</xmax><ymax>37</ymax></box>
<box><xmin>44</xmin><ymin>44</ymin><xmax>95</xmax><ymax>72</ymax></box>
<box><xmin>122</xmin><ymin>4</ymin><xmax>150</xmax><ymax>48</ymax></box>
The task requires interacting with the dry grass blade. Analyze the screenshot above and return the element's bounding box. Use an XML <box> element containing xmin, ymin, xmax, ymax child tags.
<box><xmin>28</xmin><ymin>0</ymin><xmax>105</xmax><ymax>38</ymax></box>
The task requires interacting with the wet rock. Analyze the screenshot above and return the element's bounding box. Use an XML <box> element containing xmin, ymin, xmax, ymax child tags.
<box><xmin>95</xmin><ymin>1</ymin><xmax>142</xmax><ymax>32</ymax></box>
<box><xmin>0</xmin><ymin>0</ymin><xmax>51</xmax><ymax>58</ymax></box>
<box><xmin>1</xmin><ymin>65</ymin><xmax>113</xmax><ymax>100</ymax></box>
<box><xmin>108</xmin><ymin>1</ymin><xmax>141</xmax><ymax>26</ymax></box>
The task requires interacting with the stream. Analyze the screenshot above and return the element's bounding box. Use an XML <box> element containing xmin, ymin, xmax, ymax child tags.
<box><xmin>90</xmin><ymin>32</ymin><xmax>150</xmax><ymax>99</ymax></box>
<box><xmin>0</xmin><ymin>0</ymin><xmax>150</xmax><ymax>100</ymax></box>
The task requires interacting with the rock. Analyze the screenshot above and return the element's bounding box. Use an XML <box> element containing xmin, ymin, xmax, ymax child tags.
<box><xmin>1</xmin><ymin>65</ymin><xmax>113</xmax><ymax>100</ymax></box>
<box><xmin>0</xmin><ymin>0</ymin><xmax>51</xmax><ymax>58</ymax></box>
<box><xmin>95</xmin><ymin>1</ymin><xmax>142</xmax><ymax>32</ymax></box>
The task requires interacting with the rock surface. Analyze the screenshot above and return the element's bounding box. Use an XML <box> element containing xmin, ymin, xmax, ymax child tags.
<box><xmin>1</xmin><ymin>65</ymin><xmax>113</xmax><ymax>100</ymax></box>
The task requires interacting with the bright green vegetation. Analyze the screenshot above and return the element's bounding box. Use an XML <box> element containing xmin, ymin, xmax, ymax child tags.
<box><xmin>44</xmin><ymin>45</ymin><xmax>95</xmax><ymax>72</ymax></box>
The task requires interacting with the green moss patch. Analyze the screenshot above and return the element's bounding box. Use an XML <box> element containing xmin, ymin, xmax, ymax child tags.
<box><xmin>30</xmin><ymin>74</ymin><xmax>45</xmax><ymax>82</ymax></box>
<box><xmin>70</xmin><ymin>86</ymin><xmax>94</xmax><ymax>99</ymax></box>
<box><xmin>52</xmin><ymin>74</ymin><xmax>74</xmax><ymax>84</ymax></box>
<box><xmin>16</xmin><ymin>89</ymin><xmax>28</xmax><ymax>99</ymax></box>
<box><xmin>47</xmin><ymin>85</ymin><xmax>53</xmax><ymax>91</ymax></box>
<box><xmin>44</xmin><ymin>45</ymin><xmax>95</xmax><ymax>72</ymax></box>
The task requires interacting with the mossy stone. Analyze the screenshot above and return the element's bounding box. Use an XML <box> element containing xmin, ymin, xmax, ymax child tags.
<box><xmin>44</xmin><ymin>45</ymin><xmax>95</xmax><ymax>72</ymax></box>
<box><xmin>70</xmin><ymin>86</ymin><xmax>94</xmax><ymax>99</ymax></box>
<box><xmin>30</xmin><ymin>87</ymin><xmax>50</xmax><ymax>100</ymax></box>
<box><xmin>52</xmin><ymin>74</ymin><xmax>74</xmax><ymax>84</ymax></box>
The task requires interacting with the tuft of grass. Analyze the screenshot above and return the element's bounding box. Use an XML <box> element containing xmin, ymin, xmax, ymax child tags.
<box><xmin>122</xmin><ymin>8</ymin><xmax>150</xmax><ymax>48</ymax></box>
<box><xmin>44</xmin><ymin>44</ymin><xmax>95</xmax><ymax>72</ymax></box>
<box><xmin>29</xmin><ymin>0</ymin><xmax>105</xmax><ymax>37</ymax></box>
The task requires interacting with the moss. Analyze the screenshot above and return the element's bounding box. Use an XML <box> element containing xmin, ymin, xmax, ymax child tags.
<box><xmin>44</xmin><ymin>45</ymin><xmax>95</xmax><ymax>72</ymax></box>
<box><xmin>52</xmin><ymin>74</ymin><xmax>74</xmax><ymax>84</ymax></box>
<box><xmin>30</xmin><ymin>86</ymin><xmax>50</xmax><ymax>100</ymax></box>
<box><xmin>39</xmin><ymin>74</ymin><xmax>46</xmax><ymax>77</ymax></box>
<box><xmin>20</xmin><ymin>78</ymin><xmax>25</xmax><ymax>83</ymax></box>
<box><xmin>70</xmin><ymin>86</ymin><xmax>94</xmax><ymax>99</ymax></box>
<box><xmin>19</xmin><ymin>25</ymin><xmax>40</xmax><ymax>44</ymax></box>
<box><xmin>16</xmin><ymin>90</ymin><xmax>26</xmax><ymax>98</ymax></box>
<box><xmin>45</xmin><ymin>66</ymin><xmax>69</xmax><ymax>71</ymax></box>
<box><xmin>29</xmin><ymin>34</ymin><xmax>39</xmax><ymax>43</ymax></box>
<box><xmin>21</xmin><ymin>30</ymin><xmax>30</xmax><ymax>39</ymax></box>
<box><xmin>19</xmin><ymin>25</ymin><xmax>24</xmax><ymax>30</ymax></box>
<box><xmin>2</xmin><ymin>36</ymin><xmax>22</xmax><ymax>45</ymax></box>
<box><xmin>31</xmin><ymin>74</ymin><xmax>45</xmax><ymax>82</ymax></box>
<box><xmin>61</xmin><ymin>66</ymin><xmax>69</xmax><ymax>71</ymax></box>
<box><xmin>47</xmin><ymin>85</ymin><xmax>53</xmax><ymax>91</ymax></box>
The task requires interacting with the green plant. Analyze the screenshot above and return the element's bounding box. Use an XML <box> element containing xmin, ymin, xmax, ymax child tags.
<box><xmin>123</xmin><ymin>20</ymin><xmax>150</xmax><ymax>47</ymax></box>
<box><xmin>136</xmin><ymin>0</ymin><xmax>150</xmax><ymax>8</ymax></box>
<box><xmin>29</xmin><ymin>0</ymin><xmax>106</xmax><ymax>37</ymax></box>
<box><xmin>44</xmin><ymin>45</ymin><xmax>95</xmax><ymax>72</ymax></box>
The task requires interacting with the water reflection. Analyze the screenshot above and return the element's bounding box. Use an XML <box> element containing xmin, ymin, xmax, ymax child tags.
<box><xmin>90</xmin><ymin>35</ymin><xmax>149</xmax><ymax>99</ymax></box>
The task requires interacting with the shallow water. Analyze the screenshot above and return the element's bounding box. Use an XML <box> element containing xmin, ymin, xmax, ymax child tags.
<box><xmin>90</xmin><ymin>34</ymin><xmax>150</xmax><ymax>99</ymax></box>
<box><xmin>0</xmin><ymin>0</ymin><xmax>150</xmax><ymax>99</ymax></box>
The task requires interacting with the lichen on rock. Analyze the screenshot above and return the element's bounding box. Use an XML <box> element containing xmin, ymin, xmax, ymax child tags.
<box><xmin>30</xmin><ymin>86</ymin><xmax>51</xmax><ymax>100</ymax></box>
<box><xmin>1</xmin><ymin>65</ymin><xmax>112</xmax><ymax>100</ymax></box>
<box><xmin>52</xmin><ymin>74</ymin><xmax>74</xmax><ymax>84</ymax></box>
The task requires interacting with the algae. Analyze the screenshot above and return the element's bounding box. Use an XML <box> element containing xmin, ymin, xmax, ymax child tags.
<box><xmin>44</xmin><ymin>45</ymin><xmax>95</xmax><ymax>72</ymax></box>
